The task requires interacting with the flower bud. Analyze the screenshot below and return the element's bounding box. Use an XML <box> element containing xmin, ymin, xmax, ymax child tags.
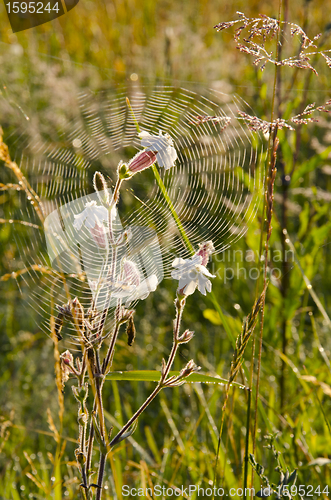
<box><xmin>126</xmin><ymin>315</ymin><xmax>136</xmax><ymax>346</ymax></box>
<box><xmin>60</xmin><ymin>350</ymin><xmax>76</xmax><ymax>385</ymax></box>
<box><xmin>72</xmin><ymin>382</ymin><xmax>88</xmax><ymax>404</ymax></box>
<box><xmin>117</xmin><ymin>161</ymin><xmax>131</xmax><ymax>180</ymax></box>
<box><xmin>178</xmin><ymin>329</ymin><xmax>194</xmax><ymax>344</ymax></box>
<box><xmin>61</xmin><ymin>349</ymin><xmax>73</xmax><ymax>365</ymax></box>
<box><xmin>93</xmin><ymin>171</ymin><xmax>110</xmax><ymax>205</ymax></box>
<box><xmin>71</xmin><ymin>297</ymin><xmax>85</xmax><ymax>332</ymax></box>
<box><xmin>75</xmin><ymin>449</ymin><xmax>86</xmax><ymax>465</ymax></box>
<box><xmin>179</xmin><ymin>359</ymin><xmax>200</xmax><ymax>378</ymax></box>
<box><xmin>77</xmin><ymin>410</ymin><xmax>88</xmax><ymax>426</ymax></box>
<box><xmin>127</xmin><ymin>150</ymin><xmax>157</xmax><ymax>174</ymax></box>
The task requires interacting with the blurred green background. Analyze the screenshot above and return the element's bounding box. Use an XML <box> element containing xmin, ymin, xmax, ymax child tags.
<box><xmin>1</xmin><ymin>0</ymin><xmax>331</xmax><ymax>498</ymax></box>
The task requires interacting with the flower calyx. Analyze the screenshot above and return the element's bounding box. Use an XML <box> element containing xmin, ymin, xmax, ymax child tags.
<box><xmin>177</xmin><ymin>329</ymin><xmax>194</xmax><ymax>344</ymax></box>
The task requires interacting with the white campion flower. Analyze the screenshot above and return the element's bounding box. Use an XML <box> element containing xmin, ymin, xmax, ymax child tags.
<box><xmin>111</xmin><ymin>274</ymin><xmax>158</xmax><ymax>307</ymax></box>
<box><xmin>73</xmin><ymin>200</ymin><xmax>115</xmax><ymax>248</ymax></box>
<box><xmin>73</xmin><ymin>200</ymin><xmax>109</xmax><ymax>230</ymax></box>
<box><xmin>171</xmin><ymin>241</ymin><xmax>216</xmax><ymax>296</ymax></box>
<box><xmin>110</xmin><ymin>259</ymin><xmax>158</xmax><ymax>306</ymax></box>
<box><xmin>138</xmin><ymin>130</ymin><xmax>177</xmax><ymax>170</ymax></box>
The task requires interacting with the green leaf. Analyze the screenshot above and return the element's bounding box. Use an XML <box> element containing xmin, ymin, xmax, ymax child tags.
<box><xmin>144</xmin><ymin>426</ymin><xmax>162</xmax><ymax>463</ymax></box>
<box><xmin>297</xmin><ymin>201</ymin><xmax>310</xmax><ymax>240</ymax></box>
<box><xmin>291</xmin><ymin>146</ymin><xmax>331</xmax><ymax>186</ymax></box>
<box><xmin>105</xmin><ymin>370</ymin><xmax>244</xmax><ymax>387</ymax></box>
<box><xmin>11</xmin><ymin>486</ymin><xmax>21</xmax><ymax>500</ymax></box>
<box><xmin>53</xmin><ymin>460</ymin><xmax>62</xmax><ymax>500</ymax></box>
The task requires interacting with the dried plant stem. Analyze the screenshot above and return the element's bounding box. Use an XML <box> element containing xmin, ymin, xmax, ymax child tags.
<box><xmin>93</xmin><ymin>320</ymin><xmax>122</xmax><ymax>497</ymax></box>
<box><xmin>252</xmin><ymin>129</ymin><xmax>278</xmax><ymax>473</ymax></box>
<box><xmin>95</xmin><ymin>361</ymin><xmax>106</xmax><ymax>439</ymax></box>
<box><xmin>109</xmin><ymin>299</ymin><xmax>185</xmax><ymax>447</ymax></box>
<box><xmin>90</xmin><ymin>348</ymin><xmax>112</xmax><ymax>499</ymax></box>
<box><xmin>0</xmin><ymin>182</ymin><xmax>22</xmax><ymax>190</ymax></box>
<box><xmin>85</xmin><ymin>417</ymin><xmax>94</xmax><ymax>483</ymax></box>
<box><xmin>90</xmin><ymin>293</ymin><xmax>122</xmax><ymax>496</ymax></box>
<box><xmin>79</xmin><ymin>175</ymin><xmax>125</xmax><ymax>498</ymax></box>
<box><xmin>250</xmin><ymin>2</ymin><xmax>283</xmax><ymax>483</ymax></box>
<box><xmin>93</xmin><ymin>373</ymin><xmax>107</xmax><ymax>500</ymax></box>
<box><xmin>212</xmin><ymin>290</ymin><xmax>265</xmax><ymax>499</ymax></box>
<box><xmin>49</xmin><ymin>282</ymin><xmax>66</xmax><ymax>500</ymax></box>
<box><xmin>111</xmin><ymin>178</ymin><xmax>123</xmax><ymax>207</ymax></box>
<box><xmin>228</xmin><ymin>292</ymin><xmax>267</xmax><ymax>391</ymax></box>
<box><xmin>102</xmin><ymin>324</ymin><xmax>120</xmax><ymax>374</ymax></box>
<box><xmin>96</xmin><ymin>454</ymin><xmax>106</xmax><ymax>500</ymax></box>
<box><xmin>90</xmin><ymin>298</ymin><xmax>187</xmax><ymax>499</ymax></box>
<box><xmin>0</xmin><ymin>127</ymin><xmax>44</xmax><ymax>223</ymax></box>
<box><xmin>81</xmin><ymin>181</ymin><xmax>124</xmax><ymax>495</ymax></box>
<box><xmin>243</xmin><ymin>388</ymin><xmax>252</xmax><ymax>500</ymax></box>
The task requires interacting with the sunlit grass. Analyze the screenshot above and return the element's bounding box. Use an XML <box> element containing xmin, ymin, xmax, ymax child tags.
<box><xmin>1</xmin><ymin>0</ymin><xmax>331</xmax><ymax>498</ymax></box>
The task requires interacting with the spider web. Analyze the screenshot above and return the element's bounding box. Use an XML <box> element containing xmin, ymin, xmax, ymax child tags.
<box><xmin>3</xmin><ymin>84</ymin><xmax>265</xmax><ymax>342</ymax></box>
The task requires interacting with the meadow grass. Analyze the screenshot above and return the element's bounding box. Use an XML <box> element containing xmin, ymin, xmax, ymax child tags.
<box><xmin>1</xmin><ymin>1</ymin><xmax>331</xmax><ymax>499</ymax></box>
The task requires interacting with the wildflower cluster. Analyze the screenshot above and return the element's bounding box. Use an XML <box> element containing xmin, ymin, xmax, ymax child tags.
<box><xmin>51</xmin><ymin>127</ymin><xmax>215</xmax><ymax>498</ymax></box>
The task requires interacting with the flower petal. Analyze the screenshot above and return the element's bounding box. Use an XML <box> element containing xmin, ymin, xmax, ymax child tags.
<box><xmin>138</xmin><ymin>130</ymin><xmax>177</xmax><ymax>170</ymax></box>
<box><xmin>156</xmin><ymin>145</ymin><xmax>177</xmax><ymax>170</ymax></box>
<box><xmin>84</xmin><ymin>205</ymin><xmax>108</xmax><ymax>229</ymax></box>
<box><xmin>198</xmin><ymin>264</ymin><xmax>216</xmax><ymax>278</ymax></box>
<box><xmin>73</xmin><ymin>212</ymin><xmax>86</xmax><ymax>230</ymax></box>
<box><xmin>135</xmin><ymin>274</ymin><xmax>158</xmax><ymax>299</ymax></box>
<box><xmin>90</xmin><ymin>222</ymin><xmax>107</xmax><ymax>248</ymax></box>
<box><xmin>182</xmin><ymin>278</ymin><xmax>198</xmax><ymax>296</ymax></box>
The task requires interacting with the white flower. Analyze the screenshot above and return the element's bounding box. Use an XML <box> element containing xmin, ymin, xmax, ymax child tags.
<box><xmin>73</xmin><ymin>200</ymin><xmax>110</xmax><ymax>231</ymax></box>
<box><xmin>122</xmin><ymin>259</ymin><xmax>141</xmax><ymax>287</ymax></box>
<box><xmin>88</xmin><ymin>279</ymin><xmax>99</xmax><ymax>292</ymax></box>
<box><xmin>171</xmin><ymin>254</ymin><xmax>215</xmax><ymax>296</ymax></box>
<box><xmin>138</xmin><ymin>130</ymin><xmax>177</xmax><ymax>170</ymax></box>
<box><xmin>73</xmin><ymin>200</ymin><xmax>116</xmax><ymax>248</ymax></box>
<box><xmin>128</xmin><ymin>274</ymin><xmax>158</xmax><ymax>303</ymax></box>
<box><xmin>111</xmin><ymin>273</ymin><xmax>158</xmax><ymax>307</ymax></box>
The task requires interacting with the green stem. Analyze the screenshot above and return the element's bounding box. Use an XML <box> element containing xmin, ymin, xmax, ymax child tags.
<box><xmin>243</xmin><ymin>388</ymin><xmax>252</xmax><ymax>499</ymax></box>
<box><xmin>126</xmin><ymin>97</ymin><xmax>194</xmax><ymax>255</ymax></box>
<box><xmin>209</xmin><ymin>290</ymin><xmax>236</xmax><ymax>349</ymax></box>
<box><xmin>151</xmin><ymin>164</ymin><xmax>194</xmax><ymax>254</ymax></box>
<box><xmin>95</xmin><ymin>453</ymin><xmax>106</xmax><ymax>500</ymax></box>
